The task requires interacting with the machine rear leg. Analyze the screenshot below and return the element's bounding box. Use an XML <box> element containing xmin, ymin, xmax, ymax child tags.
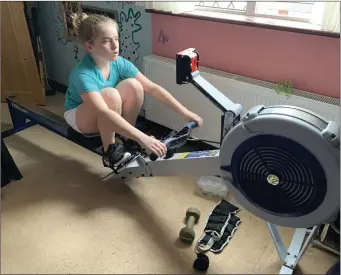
<box><xmin>1</xmin><ymin>138</ymin><xmax>23</xmax><ymax>187</ymax></box>
<box><xmin>7</xmin><ymin>98</ymin><xmax>29</xmax><ymax>129</ymax></box>
<box><xmin>2</xmin><ymin>97</ymin><xmax>37</xmax><ymax>138</ymax></box>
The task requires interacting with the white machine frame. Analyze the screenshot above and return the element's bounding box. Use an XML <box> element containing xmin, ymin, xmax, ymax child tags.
<box><xmin>103</xmin><ymin>150</ymin><xmax>221</xmax><ymax>180</ymax></box>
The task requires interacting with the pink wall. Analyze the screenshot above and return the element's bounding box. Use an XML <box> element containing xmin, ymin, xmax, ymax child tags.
<box><xmin>152</xmin><ymin>14</ymin><xmax>340</xmax><ymax>99</ymax></box>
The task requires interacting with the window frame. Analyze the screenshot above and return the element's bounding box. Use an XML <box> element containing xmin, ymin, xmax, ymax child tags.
<box><xmin>145</xmin><ymin>2</ymin><xmax>339</xmax><ymax>38</ymax></box>
<box><xmin>194</xmin><ymin>1</ymin><xmax>315</xmax><ymax>24</ymax></box>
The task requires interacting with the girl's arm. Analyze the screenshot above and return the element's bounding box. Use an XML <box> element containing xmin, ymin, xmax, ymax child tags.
<box><xmin>135</xmin><ymin>72</ymin><xmax>203</xmax><ymax>126</ymax></box>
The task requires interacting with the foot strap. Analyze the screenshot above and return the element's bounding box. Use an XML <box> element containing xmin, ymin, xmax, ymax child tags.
<box><xmin>103</xmin><ymin>151</ymin><xmax>140</xmax><ymax>174</ymax></box>
<box><xmin>196</xmin><ymin>199</ymin><xmax>241</xmax><ymax>254</ymax></box>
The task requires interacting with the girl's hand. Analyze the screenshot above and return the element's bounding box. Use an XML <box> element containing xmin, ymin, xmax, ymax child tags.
<box><xmin>138</xmin><ymin>134</ymin><xmax>167</xmax><ymax>157</ymax></box>
<box><xmin>182</xmin><ymin>110</ymin><xmax>203</xmax><ymax>127</ymax></box>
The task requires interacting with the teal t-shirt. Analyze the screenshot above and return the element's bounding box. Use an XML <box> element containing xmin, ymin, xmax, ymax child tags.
<box><xmin>64</xmin><ymin>54</ymin><xmax>139</xmax><ymax>111</ymax></box>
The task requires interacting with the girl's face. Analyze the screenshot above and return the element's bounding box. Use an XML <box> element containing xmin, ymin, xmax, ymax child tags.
<box><xmin>86</xmin><ymin>21</ymin><xmax>120</xmax><ymax>61</ymax></box>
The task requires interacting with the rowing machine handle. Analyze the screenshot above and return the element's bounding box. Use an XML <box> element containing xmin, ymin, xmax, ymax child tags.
<box><xmin>149</xmin><ymin>121</ymin><xmax>198</xmax><ymax>161</ymax></box>
<box><xmin>185</xmin><ymin>121</ymin><xmax>198</xmax><ymax>129</ymax></box>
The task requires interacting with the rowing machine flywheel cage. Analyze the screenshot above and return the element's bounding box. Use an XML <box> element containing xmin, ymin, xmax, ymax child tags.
<box><xmin>220</xmin><ymin>105</ymin><xmax>340</xmax><ymax>228</ymax></box>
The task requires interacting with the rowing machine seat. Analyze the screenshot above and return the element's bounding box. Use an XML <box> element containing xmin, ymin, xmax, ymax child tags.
<box><xmin>67</xmin><ymin>127</ymin><xmax>102</xmax><ymax>151</ymax></box>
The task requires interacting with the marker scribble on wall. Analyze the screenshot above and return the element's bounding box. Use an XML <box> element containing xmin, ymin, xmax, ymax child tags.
<box><xmin>119</xmin><ymin>8</ymin><xmax>142</xmax><ymax>67</ymax></box>
<box><xmin>73</xmin><ymin>44</ymin><xmax>80</xmax><ymax>61</ymax></box>
<box><xmin>158</xmin><ymin>30</ymin><xmax>169</xmax><ymax>44</ymax></box>
<box><xmin>53</xmin><ymin>16</ymin><xmax>71</xmax><ymax>45</ymax></box>
<box><xmin>52</xmin><ymin>1</ymin><xmax>71</xmax><ymax>46</ymax></box>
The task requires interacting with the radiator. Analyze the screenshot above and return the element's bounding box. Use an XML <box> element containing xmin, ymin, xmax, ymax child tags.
<box><xmin>143</xmin><ymin>54</ymin><xmax>339</xmax><ymax>145</ymax></box>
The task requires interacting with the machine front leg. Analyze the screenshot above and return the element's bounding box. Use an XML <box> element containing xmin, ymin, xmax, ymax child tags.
<box><xmin>267</xmin><ymin>223</ymin><xmax>320</xmax><ymax>275</ymax></box>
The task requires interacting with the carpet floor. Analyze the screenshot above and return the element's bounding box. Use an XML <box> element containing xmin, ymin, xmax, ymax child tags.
<box><xmin>1</xmin><ymin>93</ymin><xmax>339</xmax><ymax>274</ymax></box>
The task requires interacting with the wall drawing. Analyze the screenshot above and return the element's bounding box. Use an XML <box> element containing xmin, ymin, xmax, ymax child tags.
<box><xmin>119</xmin><ymin>7</ymin><xmax>142</xmax><ymax>67</ymax></box>
<box><xmin>52</xmin><ymin>2</ymin><xmax>71</xmax><ymax>46</ymax></box>
<box><xmin>158</xmin><ymin>30</ymin><xmax>169</xmax><ymax>44</ymax></box>
<box><xmin>52</xmin><ymin>2</ymin><xmax>80</xmax><ymax>61</ymax></box>
<box><xmin>73</xmin><ymin>45</ymin><xmax>80</xmax><ymax>61</ymax></box>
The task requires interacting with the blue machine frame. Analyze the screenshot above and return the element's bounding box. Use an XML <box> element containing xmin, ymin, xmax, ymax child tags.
<box><xmin>2</xmin><ymin>95</ymin><xmax>104</xmax><ymax>156</ymax></box>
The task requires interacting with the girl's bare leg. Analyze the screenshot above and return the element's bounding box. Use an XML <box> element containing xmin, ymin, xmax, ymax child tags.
<box><xmin>115</xmin><ymin>78</ymin><xmax>144</xmax><ymax>127</ymax></box>
<box><xmin>75</xmin><ymin>87</ymin><xmax>123</xmax><ymax>152</ymax></box>
<box><xmin>74</xmin><ymin>78</ymin><xmax>144</xmax><ymax>152</ymax></box>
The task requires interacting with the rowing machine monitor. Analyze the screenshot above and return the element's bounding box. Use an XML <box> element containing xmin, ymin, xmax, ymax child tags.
<box><xmin>176</xmin><ymin>48</ymin><xmax>199</xmax><ymax>85</ymax></box>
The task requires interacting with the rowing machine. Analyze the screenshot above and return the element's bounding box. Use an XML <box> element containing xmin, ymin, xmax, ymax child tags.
<box><xmin>103</xmin><ymin>48</ymin><xmax>340</xmax><ymax>274</ymax></box>
<box><xmin>3</xmin><ymin>47</ymin><xmax>339</xmax><ymax>274</ymax></box>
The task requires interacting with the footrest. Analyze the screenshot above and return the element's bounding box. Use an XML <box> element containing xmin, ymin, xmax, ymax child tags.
<box><xmin>104</xmin><ymin>151</ymin><xmax>142</xmax><ymax>174</ymax></box>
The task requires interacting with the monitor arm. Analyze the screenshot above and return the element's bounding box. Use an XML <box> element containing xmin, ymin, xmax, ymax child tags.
<box><xmin>176</xmin><ymin>48</ymin><xmax>243</xmax><ymax>144</ymax></box>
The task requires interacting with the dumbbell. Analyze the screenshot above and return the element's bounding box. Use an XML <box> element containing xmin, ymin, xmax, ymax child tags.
<box><xmin>179</xmin><ymin>207</ymin><xmax>200</xmax><ymax>243</ymax></box>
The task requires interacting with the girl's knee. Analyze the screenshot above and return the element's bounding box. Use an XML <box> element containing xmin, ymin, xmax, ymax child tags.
<box><xmin>101</xmin><ymin>87</ymin><xmax>122</xmax><ymax>112</ymax></box>
<box><xmin>119</xmin><ymin>78</ymin><xmax>144</xmax><ymax>98</ymax></box>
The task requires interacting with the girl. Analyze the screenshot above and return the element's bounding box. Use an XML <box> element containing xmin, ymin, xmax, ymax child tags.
<box><xmin>64</xmin><ymin>12</ymin><xmax>203</xmax><ymax>169</ymax></box>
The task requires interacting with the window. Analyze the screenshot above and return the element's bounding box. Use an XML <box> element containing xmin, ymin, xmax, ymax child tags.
<box><xmin>147</xmin><ymin>1</ymin><xmax>340</xmax><ymax>34</ymax></box>
<box><xmin>254</xmin><ymin>2</ymin><xmax>314</xmax><ymax>22</ymax></box>
<box><xmin>194</xmin><ymin>2</ymin><xmax>317</xmax><ymax>23</ymax></box>
<box><xmin>195</xmin><ymin>1</ymin><xmax>248</xmax><ymax>14</ymax></box>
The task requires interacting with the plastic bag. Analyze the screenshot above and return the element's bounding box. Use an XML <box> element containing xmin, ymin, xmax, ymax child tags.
<box><xmin>195</xmin><ymin>176</ymin><xmax>229</xmax><ymax>198</ymax></box>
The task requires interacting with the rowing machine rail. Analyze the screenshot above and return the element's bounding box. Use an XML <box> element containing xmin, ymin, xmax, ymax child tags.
<box><xmin>103</xmin><ymin>149</ymin><xmax>221</xmax><ymax>181</ymax></box>
<box><xmin>103</xmin><ymin>120</ymin><xmax>221</xmax><ymax>181</ymax></box>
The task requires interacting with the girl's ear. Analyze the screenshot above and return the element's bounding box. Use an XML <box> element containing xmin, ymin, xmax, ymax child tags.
<box><xmin>84</xmin><ymin>41</ymin><xmax>93</xmax><ymax>52</ymax></box>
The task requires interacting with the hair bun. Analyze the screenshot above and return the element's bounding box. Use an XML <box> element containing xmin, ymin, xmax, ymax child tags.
<box><xmin>71</xmin><ymin>12</ymin><xmax>88</xmax><ymax>36</ymax></box>
<box><xmin>69</xmin><ymin>12</ymin><xmax>118</xmax><ymax>44</ymax></box>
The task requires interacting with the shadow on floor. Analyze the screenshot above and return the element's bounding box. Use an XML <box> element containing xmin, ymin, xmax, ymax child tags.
<box><xmin>2</xmin><ymin>134</ymin><xmax>208</xmax><ymax>273</ymax></box>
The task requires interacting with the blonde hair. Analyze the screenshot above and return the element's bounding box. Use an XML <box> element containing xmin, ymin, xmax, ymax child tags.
<box><xmin>70</xmin><ymin>12</ymin><xmax>119</xmax><ymax>43</ymax></box>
